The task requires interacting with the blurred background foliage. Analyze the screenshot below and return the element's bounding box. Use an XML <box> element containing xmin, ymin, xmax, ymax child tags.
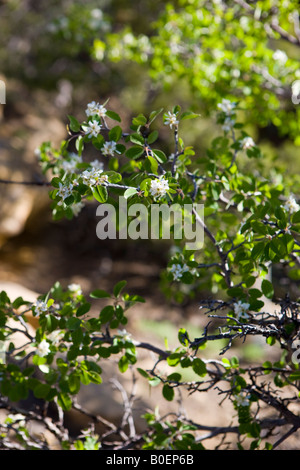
<box><xmin>1</xmin><ymin>0</ymin><xmax>300</xmax><ymax>159</ymax></box>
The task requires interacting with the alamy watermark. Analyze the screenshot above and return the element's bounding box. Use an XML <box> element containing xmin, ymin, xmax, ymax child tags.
<box><xmin>96</xmin><ymin>197</ymin><xmax>204</xmax><ymax>250</ymax></box>
<box><xmin>0</xmin><ymin>80</ymin><xmax>6</xmax><ymax>105</ymax></box>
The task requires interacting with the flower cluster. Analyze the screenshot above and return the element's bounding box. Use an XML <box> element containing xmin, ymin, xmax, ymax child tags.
<box><xmin>90</xmin><ymin>159</ymin><xmax>104</xmax><ymax>171</ymax></box>
<box><xmin>241</xmin><ymin>136</ymin><xmax>255</xmax><ymax>150</ymax></box>
<box><xmin>283</xmin><ymin>195</ymin><xmax>300</xmax><ymax>214</ymax></box>
<box><xmin>233</xmin><ymin>300</ymin><xmax>250</xmax><ymax>320</ymax></box>
<box><xmin>273</xmin><ymin>49</ymin><xmax>288</xmax><ymax>65</ymax></box>
<box><xmin>34</xmin><ymin>300</ymin><xmax>48</xmax><ymax>316</ymax></box>
<box><xmin>85</xmin><ymin>101</ymin><xmax>107</xmax><ymax>118</ymax></box>
<box><xmin>149</xmin><ymin>176</ymin><xmax>169</xmax><ymax>199</ymax></box>
<box><xmin>47</xmin><ymin>330</ymin><xmax>65</xmax><ymax>345</ymax></box>
<box><xmin>234</xmin><ymin>392</ymin><xmax>250</xmax><ymax>407</ymax></box>
<box><xmin>60</xmin><ymin>153</ymin><xmax>82</xmax><ymax>174</ymax></box>
<box><xmin>169</xmin><ymin>263</ymin><xmax>189</xmax><ymax>281</ymax></box>
<box><xmin>71</xmin><ymin>201</ymin><xmax>85</xmax><ymax>217</ymax></box>
<box><xmin>81</xmin><ymin>168</ymin><xmax>108</xmax><ymax>187</ymax></box>
<box><xmin>102</xmin><ymin>141</ymin><xmax>118</xmax><ymax>157</ymax></box>
<box><xmin>164</xmin><ymin>111</ymin><xmax>179</xmax><ymax>129</ymax></box>
<box><xmin>36</xmin><ymin>339</ymin><xmax>51</xmax><ymax>357</ymax></box>
<box><xmin>217</xmin><ymin>98</ymin><xmax>236</xmax><ymax>115</ymax></box>
<box><xmin>222</xmin><ymin>117</ymin><xmax>235</xmax><ymax>133</ymax></box>
<box><xmin>68</xmin><ymin>283</ymin><xmax>82</xmax><ymax>296</ymax></box>
<box><xmin>57</xmin><ymin>182</ymin><xmax>74</xmax><ymax>206</ymax></box>
<box><xmin>83</xmin><ymin>120</ymin><xmax>102</xmax><ymax>139</ymax></box>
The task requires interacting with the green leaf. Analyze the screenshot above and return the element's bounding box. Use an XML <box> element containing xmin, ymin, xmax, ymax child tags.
<box><xmin>106</xmin><ymin>110</ymin><xmax>121</xmax><ymax>122</ymax></box>
<box><xmin>180</xmin><ymin>111</ymin><xmax>200</xmax><ymax>121</ymax></box>
<box><xmin>90</xmin><ymin>289</ymin><xmax>111</xmax><ymax>299</ymax></box>
<box><xmin>147</xmin><ymin>130</ymin><xmax>159</xmax><ymax>144</ymax></box>
<box><xmin>262</xmin><ymin>361</ymin><xmax>272</xmax><ymax>374</ymax></box>
<box><xmin>124</xmin><ymin>187</ymin><xmax>138</xmax><ymax>199</ymax></box>
<box><xmin>125</xmin><ymin>146</ymin><xmax>144</xmax><ymax>159</ymax></box>
<box><xmin>51</xmin><ymin>177</ymin><xmax>61</xmax><ymax>189</ymax></box>
<box><xmin>167</xmin><ymin>353</ymin><xmax>182</xmax><ymax>367</ymax></box>
<box><xmin>148</xmin><ymin>108</ymin><xmax>163</xmax><ymax>125</ymax></box>
<box><xmin>68</xmin><ymin>115</ymin><xmax>80</xmax><ymax>132</ymax></box>
<box><xmin>12</xmin><ymin>297</ymin><xmax>28</xmax><ymax>309</ymax></box>
<box><xmin>162</xmin><ymin>384</ymin><xmax>174</xmax><ymax>401</ymax></box>
<box><xmin>192</xmin><ymin>358</ymin><xmax>207</xmax><ymax>377</ymax></box>
<box><xmin>266</xmin><ymin>336</ymin><xmax>276</xmax><ymax>346</ymax></box>
<box><xmin>292</xmin><ymin>210</ymin><xmax>300</xmax><ymax>224</ymax></box>
<box><xmin>137</xmin><ymin>368</ymin><xmax>150</xmax><ymax>378</ymax></box>
<box><xmin>251</xmin><ymin>242</ymin><xmax>265</xmax><ymax>261</ymax></box>
<box><xmin>152</xmin><ymin>149</ymin><xmax>167</xmax><ymax>163</ymax></box>
<box><xmin>109</xmin><ymin>125</ymin><xmax>122</xmax><ymax>142</ymax></box>
<box><xmin>57</xmin><ymin>392</ymin><xmax>72</xmax><ymax>411</ymax></box>
<box><xmin>148</xmin><ymin>377</ymin><xmax>161</xmax><ymax>387</ymax></box>
<box><xmin>118</xmin><ymin>355</ymin><xmax>129</xmax><ymax>373</ymax></box>
<box><xmin>290</xmin><ymin>371</ymin><xmax>300</xmax><ymax>381</ymax></box>
<box><xmin>130</xmin><ymin>133</ymin><xmax>144</xmax><ymax>146</ymax></box>
<box><xmin>132</xmin><ymin>114</ymin><xmax>147</xmax><ymax>126</ymax></box>
<box><xmin>75</xmin><ymin>135</ymin><xmax>84</xmax><ymax>155</ymax></box>
<box><xmin>66</xmin><ymin>317</ymin><xmax>81</xmax><ymax>330</ymax></box>
<box><xmin>178</xmin><ymin>328</ymin><xmax>189</xmax><ymax>346</ymax></box>
<box><xmin>147</xmin><ymin>155</ymin><xmax>159</xmax><ymax>173</ymax></box>
<box><xmin>113</xmin><ymin>280</ymin><xmax>127</xmax><ymax>298</ymax></box>
<box><xmin>167</xmin><ymin>372</ymin><xmax>182</xmax><ymax>382</ymax></box>
<box><xmin>92</xmin><ymin>185</ymin><xmax>108</xmax><ymax>203</ymax></box>
<box><xmin>261</xmin><ymin>279</ymin><xmax>274</xmax><ymax>299</ymax></box>
<box><xmin>76</xmin><ymin>302</ymin><xmax>91</xmax><ymax>317</ymax></box>
<box><xmin>105</xmin><ymin>171</ymin><xmax>122</xmax><ymax>183</ymax></box>
<box><xmin>100</xmin><ymin>305</ymin><xmax>114</xmax><ymax>323</ymax></box>
<box><xmin>33</xmin><ymin>383</ymin><xmax>52</xmax><ymax>399</ymax></box>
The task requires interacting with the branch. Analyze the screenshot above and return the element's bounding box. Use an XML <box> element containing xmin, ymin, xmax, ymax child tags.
<box><xmin>233</xmin><ymin>0</ymin><xmax>300</xmax><ymax>46</ymax></box>
<box><xmin>192</xmin><ymin>208</ymin><xmax>233</xmax><ymax>287</ymax></box>
<box><xmin>0</xmin><ymin>178</ymin><xmax>50</xmax><ymax>186</ymax></box>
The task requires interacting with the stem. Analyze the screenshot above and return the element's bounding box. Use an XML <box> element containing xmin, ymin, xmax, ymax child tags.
<box><xmin>192</xmin><ymin>208</ymin><xmax>233</xmax><ymax>287</ymax></box>
<box><xmin>0</xmin><ymin>178</ymin><xmax>50</xmax><ymax>186</ymax></box>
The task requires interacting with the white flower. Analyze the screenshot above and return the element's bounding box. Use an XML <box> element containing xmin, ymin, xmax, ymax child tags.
<box><xmin>169</xmin><ymin>263</ymin><xmax>189</xmax><ymax>281</ymax></box>
<box><xmin>273</xmin><ymin>49</ymin><xmax>288</xmax><ymax>65</ymax></box>
<box><xmin>234</xmin><ymin>392</ymin><xmax>250</xmax><ymax>407</ymax></box>
<box><xmin>217</xmin><ymin>98</ymin><xmax>236</xmax><ymax>115</ymax></box>
<box><xmin>117</xmin><ymin>329</ymin><xmax>132</xmax><ymax>343</ymax></box>
<box><xmin>34</xmin><ymin>300</ymin><xmax>48</xmax><ymax>316</ymax></box>
<box><xmin>241</xmin><ymin>136</ymin><xmax>255</xmax><ymax>149</ymax></box>
<box><xmin>34</xmin><ymin>148</ymin><xmax>41</xmax><ymax>158</ymax></box>
<box><xmin>90</xmin><ymin>159</ymin><xmax>104</xmax><ymax>171</ymax></box>
<box><xmin>164</xmin><ymin>111</ymin><xmax>179</xmax><ymax>129</ymax></box>
<box><xmin>233</xmin><ymin>300</ymin><xmax>250</xmax><ymax>319</ymax></box>
<box><xmin>222</xmin><ymin>117</ymin><xmax>235</xmax><ymax>132</ymax></box>
<box><xmin>61</xmin><ymin>160</ymin><xmax>77</xmax><ymax>173</ymax></box>
<box><xmin>71</xmin><ymin>201</ymin><xmax>85</xmax><ymax>217</ymax></box>
<box><xmin>61</xmin><ymin>153</ymin><xmax>82</xmax><ymax>174</ymax></box>
<box><xmin>68</xmin><ymin>283</ymin><xmax>82</xmax><ymax>296</ymax></box>
<box><xmin>149</xmin><ymin>176</ymin><xmax>169</xmax><ymax>199</ymax></box>
<box><xmin>83</xmin><ymin>120</ymin><xmax>102</xmax><ymax>139</ymax></box>
<box><xmin>57</xmin><ymin>182</ymin><xmax>73</xmax><ymax>205</ymax></box>
<box><xmin>81</xmin><ymin>168</ymin><xmax>108</xmax><ymax>187</ymax></box>
<box><xmin>85</xmin><ymin>101</ymin><xmax>107</xmax><ymax>118</ymax></box>
<box><xmin>47</xmin><ymin>330</ymin><xmax>64</xmax><ymax>345</ymax></box>
<box><xmin>36</xmin><ymin>339</ymin><xmax>51</xmax><ymax>357</ymax></box>
<box><xmin>102</xmin><ymin>141</ymin><xmax>118</xmax><ymax>157</ymax></box>
<box><xmin>283</xmin><ymin>195</ymin><xmax>300</xmax><ymax>214</ymax></box>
